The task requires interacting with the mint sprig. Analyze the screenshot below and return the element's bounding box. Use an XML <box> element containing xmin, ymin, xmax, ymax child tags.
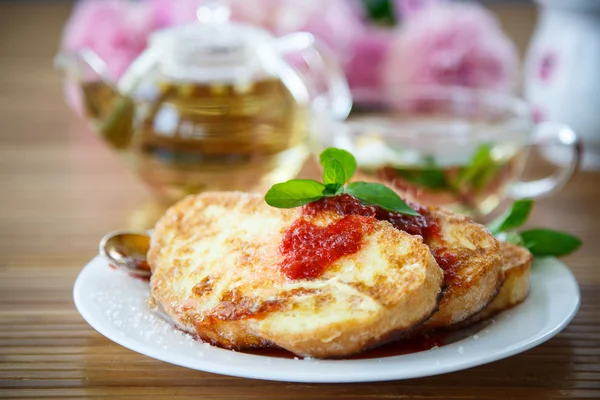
<box><xmin>323</xmin><ymin>159</ymin><xmax>345</xmax><ymax>187</ymax></box>
<box><xmin>346</xmin><ymin>182</ymin><xmax>419</xmax><ymax>216</ymax></box>
<box><xmin>488</xmin><ymin>199</ymin><xmax>581</xmax><ymax>258</ymax></box>
<box><xmin>265</xmin><ymin>148</ymin><xmax>418</xmax><ymax>215</ymax></box>
<box><xmin>488</xmin><ymin>199</ymin><xmax>534</xmax><ymax>235</ymax></box>
<box><xmin>456</xmin><ymin>144</ymin><xmax>498</xmax><ymax>191</ymax></box>
<box><xmin>391</xmin><ymin>144</ymin><xmax>501</xmax><ymax>195</ymax></box>
<box><xmin>264</xmin><ymin>179</ymin><xmax>325</xmax><ymax>208</ymax></box>
<box><xmin>520</xmin><ymin>229</ymin><xmax>582</xmax><ymax>257</ymax></box>
<box><xmin>320</xmin><ymin>148</ymin><xmax>357</xmax><ymax>181</ymax></box>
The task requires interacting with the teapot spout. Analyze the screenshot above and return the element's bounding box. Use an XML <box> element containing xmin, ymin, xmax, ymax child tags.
<box><xmin>55</xmin><ymin>50</ymin><xmax>134</xmax><ymax>150</ymax></box>
<box><xmin>55</xmin><ymin>50</ymin><xmax>117</xmax><ymax>119</ymax></box>
<box><xmin>55</xmin><ymin>49</ymin><xmax>111</xmax><ymax>85</ymax></box>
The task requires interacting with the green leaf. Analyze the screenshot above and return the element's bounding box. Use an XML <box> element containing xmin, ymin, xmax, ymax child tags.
<box><xmin>346</xmin><ymin>181</ymin><xmax>420</xmax><ymax>216</ymax></box>
<box><xmin>323</xmin><ymin>159</ymin><xmax>346</xmax><ymax>188</ymax></box>
<box><xmin>323</xmin><ymin>183</ymin><xmax>344</xmax><ymax>196</ymax></box>
<box><xmin>361</xmin><ymin>0</ymin><xmax>396</xmax><ymax>26</ymax></box>
<box><xmin>487</xmin><ymin>199</ymin><xmax>534</xmax><ymax>234</ymax></box>
<box><xmin>319</xmin><ymin>148</ymin><xmax>357</xmax><ymax>183</ymax></box>
<box><xmin>264</xmin><ymin>179</ymin><xmax>325</xmax><ymax>208</ymax></box>
<box><xmin>394</xmin><ymin>154</ymin><xmax>454</xmax><ymax>191</ymax></box>
<box><xmin>394</xmin><ymin>167</ymin><xmax>453</xmax><ymax>191</ymax></box>
<box><xmin>520</xmin><ymin>228</ymin><xmax>582</xmax><ymax>257</ymax></box>
<box><xmin>456</xmin><ymin>144</ymin><xmax>498</xmax><ymax>191</ymax></box>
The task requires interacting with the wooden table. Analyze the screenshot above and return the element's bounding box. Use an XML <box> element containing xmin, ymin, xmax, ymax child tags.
<box><xmin>1</xmin><ymin>3</ymin><xmax>599</xmax><ymax>399</ymax></box>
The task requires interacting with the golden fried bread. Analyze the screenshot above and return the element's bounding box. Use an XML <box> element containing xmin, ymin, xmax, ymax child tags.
<box><xmin>419</xmin><ymin>207</ymin><xmax>504</xmax><ymax>330</ymax></box>
<box><xmin>457</xmin><ymin>242</ymin><xmax>532</xmax><ymax>327</ymax></box>
<box><xmin>350</xmin><ymin>174</ymin><xmax>504</xmax><ymax>330</ymax></box>
<box><xmin>148</xmin><ymin>192</ymin><xmax>444</xmax><ymax>358</ymax></box>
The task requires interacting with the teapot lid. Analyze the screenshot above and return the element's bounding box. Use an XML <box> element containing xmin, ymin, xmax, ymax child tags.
<box><xmin>146</xmin><ymin>1</ymin><xmax>273</xmax><ymax>82</ymax></box>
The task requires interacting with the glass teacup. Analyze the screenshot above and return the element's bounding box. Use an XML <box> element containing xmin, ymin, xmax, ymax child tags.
<box><xmin>311</xmin><ymin>86</ymin><xmax>581</xmax><ymax>220</ymax></box>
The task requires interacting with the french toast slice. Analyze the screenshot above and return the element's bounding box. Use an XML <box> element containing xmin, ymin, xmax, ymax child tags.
<box><xmin>148</xmin><ymin>192</ymin><xmax>444</xmax><ymax>358</ymax></box>
<box><xmin>351</xmin><ymin>173</ymin><xmax>504</xmax><ymax>330</ymax></box>
<box><xmin>456</xmin><ymin>241</ymin><xmax>532</xmax><ymax>327</ymax></box>
<box><xmin>418</xmin><ymin>207</ymin><xmax>504</xmax><ymax>330</ymax></box>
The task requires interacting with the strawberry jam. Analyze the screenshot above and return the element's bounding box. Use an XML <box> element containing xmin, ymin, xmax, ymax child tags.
<box><xmin>431</xmin><ymin>249</ymin><xmax>460</xmax><ymax>279</ymax></box>
<box><xmin>280</xmin><ymin>194</ymin><xmax>453</xmax><ymax>280</ymax></box>
<box><xmin>303</xmin><ymin>194</ymin><xmax>441</xmax><ymax>242</ymax></box>
<box><xmin>279</xmin><ymin>214</ymin><xmax>376</xmax><ymax>280</ymax></box>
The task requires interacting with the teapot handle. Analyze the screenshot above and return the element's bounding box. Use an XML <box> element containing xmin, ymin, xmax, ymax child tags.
<box><xmin>274</xmin><ymin>32</ymin><xmax>352</xmax><ymax>121</ymax></box>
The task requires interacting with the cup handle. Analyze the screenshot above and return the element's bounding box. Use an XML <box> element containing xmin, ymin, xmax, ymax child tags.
<box><xmin>274</xmin><ymin>32</ymin><xmax>352</xmax><ymax>121</ymax></box>
<box><xmin>509</xmin><ymin>121</ymin><xmax>582</xmax><ymax>199</ymax></box>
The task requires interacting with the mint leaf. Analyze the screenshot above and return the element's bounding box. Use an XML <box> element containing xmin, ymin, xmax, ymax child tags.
<box><xmin>266</xmin><ymin>148</ymin><xmax>421</xmax><ymax>215</ymax></box>
<box><xmin>323</xmin><ymin>159</ymin><xmax>345</xmax><ymax>188</ymax></box>
<box><xmin>264</xmin><ymin>179</ymin><xmax>325</xmax><ymax>208</ymax></box>
<box><xmin>456</xmin><ymin>144</ymin><xmax>498</xmax><ymax>191</ymax></box>
<box><xmin>488</xmin><ymin>199</ymin><xmax>534</xmax><ymax>234</ymax></box>
<box><xmin>323</xmin><ymin>183</ymin><xmax>344</xmax><ymax>196</ymax></box>
<box><xmin>346</xmin><ymin>182</ymin><xmax>420</xmax><ymax>216</ymax></box>
<box><xmin>393</xmin><ymin>154</ymin><xmax>454</xmax><ymax>191</ymax></box>
<box><xmin>394</xmin><ymin>167</ymin><xmax>453</xmax><ymax>191</ymax></box>
<box><xmin>520</xmin><ymin>228</ymin><xmax>582</xmax><ymax>257</ymax></box>
<box><xmin>320</xmin><ymin>148</ymin><xmax>357</xmax><ymax>182</ymax></box>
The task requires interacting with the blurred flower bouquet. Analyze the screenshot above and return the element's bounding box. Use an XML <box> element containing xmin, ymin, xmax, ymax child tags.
<box><xmin>60</xmin><ymin>0</ymin><xmax>518</xmax><ymax>111</ymax></box>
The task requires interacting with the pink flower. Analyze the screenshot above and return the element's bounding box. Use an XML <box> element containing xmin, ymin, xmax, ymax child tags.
<box><xmin>61</xmin><ymin>0</ymin><xmax>367</xmax><ymax>82</ymax></box>
<box><xmin>394</xmin><ymin>0</ymin><xmax>441</xmax><ymax>20</ymax></box>
<box><xmin>149</xmin><ymin>0</ymin><xmax>367</xmax><ymax>64</ymax></box>
<box><xmin>383</xmin><ymin>2</ymin><xmax>519</xmax><ymax>93</ymax></box>
<box><xmin>147</xmin><ymin>0</ymin><xmax>203</xmax><ymax>28</ymax></box>
<box><xmin>229</xmin><ymin>0</ymin><xmax>366</xmax><ymax>64</ymax></box>
<box><xmin>61</xmin><ymin>0</ymin><xmax>158</xmax><ymax>80</ymax></box>
<box><xmin>345</xmin><ymin>28</ymin><xmax>395</xmax><ymax>91</ymax></box>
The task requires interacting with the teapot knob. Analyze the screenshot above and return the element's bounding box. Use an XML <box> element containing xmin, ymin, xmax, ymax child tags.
<box><xmin>196</xmin><ymin>0</ymin><xmax>231</xmax><ymax>25</ymax></box>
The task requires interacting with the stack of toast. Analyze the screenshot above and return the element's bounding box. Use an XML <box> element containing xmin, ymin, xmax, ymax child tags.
<box><xmin>147</xmin><ymin>192</ymin><xmax>532</xmax><ymax>358</ymax></box>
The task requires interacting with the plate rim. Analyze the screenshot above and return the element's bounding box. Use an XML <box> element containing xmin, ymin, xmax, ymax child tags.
<box><xmin>73</xmin><ymin>256</ymin><xmax>580</xmax><ymax>383</ymax></box>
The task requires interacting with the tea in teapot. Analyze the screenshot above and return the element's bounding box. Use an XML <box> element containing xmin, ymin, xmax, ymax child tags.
<box><xmin>79</xmin><ymin>77</ymin><xmax>308</xmax><ymax>200</ymax></box>
<box><xmin>58</xmin><ymin>2</ymin><xmax>351</xmax><ymax>202</ymax></box>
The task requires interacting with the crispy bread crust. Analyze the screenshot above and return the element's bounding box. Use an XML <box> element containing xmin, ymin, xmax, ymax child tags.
<box><xmin>456</xmin><ymin>242</ymin><xmax>532</xmax><ymax>328</ymax></box>
<box><xmin>419</xmin><ymin>208</ymin><xmax>504</xmax><ymax>329</ymax></box>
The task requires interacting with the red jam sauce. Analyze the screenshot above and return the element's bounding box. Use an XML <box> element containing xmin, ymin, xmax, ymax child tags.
<box><xmin>279</xmin><ymin>214</ymin><xmax>376</xmax><ymax>280</ymax></box>
<box><xmin>431</xmin><ymin>249</ymin><xmax>459</xmax><ymax>275</ymax></box>
<box><xmin>302</xmin><ymin>194</ymin><xmax>441</xmax><ymax>241</ymax></box>
<box><xmin>279</xmin><ymin>194</ymin><xmax>456</xmax><ymax>280</ymax></box>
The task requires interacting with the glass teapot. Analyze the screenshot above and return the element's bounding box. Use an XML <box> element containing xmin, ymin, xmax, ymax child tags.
<box><xmin>57</xmin><ymin>1</ymin><xmax>351</xmax><ymax>202</ymax></box>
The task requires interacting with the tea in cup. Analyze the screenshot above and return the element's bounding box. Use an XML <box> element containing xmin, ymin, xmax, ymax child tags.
<box><xmin>311</xmin><ymin>86</ymin><xmax>581</xmax><ymax>220</ymax></box>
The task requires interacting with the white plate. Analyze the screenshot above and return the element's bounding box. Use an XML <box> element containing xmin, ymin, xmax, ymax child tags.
<box><xmin>73</xmin><ymin>256</ymin><xmax>580</xmax><ymax>383</ymax></box>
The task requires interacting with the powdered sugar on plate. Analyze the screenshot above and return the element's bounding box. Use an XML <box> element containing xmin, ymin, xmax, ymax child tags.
<box><xmin>87</xmin><ymin>268</ymin><xmax>200</xmax><ymax>352</ymax></box>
